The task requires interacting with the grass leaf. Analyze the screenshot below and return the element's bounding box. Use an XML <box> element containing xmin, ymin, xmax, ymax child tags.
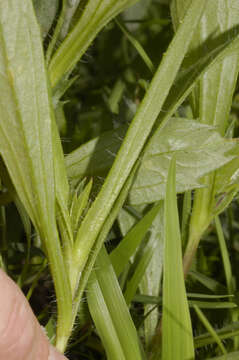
<box><xmin>193</xmin><ymin>305</ymin><xmax>227</xmax><ymax>355</ymax></box>
<box><xmin>162</xmin><ymin>158</ymin><xmax>194</xmax><ymax>360</ymax></box>
<box><xmin>88</xmin><ymin>246</ymin><xmax>143</xmax><ymax>360</ymax></box>
<box><xmin>110</xmin><ymin>202</ymin><xmax>163</xmax><ymax>276</ymax></box>
<box><xmin>0</xmin><ymin>1</ymin><xmax>72</xmax><ymax>350</ymax></box>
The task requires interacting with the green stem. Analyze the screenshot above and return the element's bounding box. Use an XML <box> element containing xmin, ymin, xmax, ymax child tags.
<box><xmin>44</xmin><ymin>227</ymin><xmax>73</xmax><ymax>352</ymax></box>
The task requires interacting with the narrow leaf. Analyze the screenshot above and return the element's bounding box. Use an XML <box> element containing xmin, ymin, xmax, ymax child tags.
<box><xmin>162</xmin><ymin>158</ymin><xmax>194</xmax><ymax>360</ymax></box>
<box><xmin>0</xmin><ymin>1</ymin><xmax>72</xmax><ymax>350</ymax></box>
<box><xmin>88</xmin><ymin>246</ymin><xmax>142</xmax><ymax>360</ymax></box>
<box><xmin>194</xmin><ymin>305</ymin><xmax>227</xmax><ymax>355</ymax></box>
<box><xmin>110</xmin><ymin>202</ymin><xmax>163</xmax><ymax>276</ymax></box>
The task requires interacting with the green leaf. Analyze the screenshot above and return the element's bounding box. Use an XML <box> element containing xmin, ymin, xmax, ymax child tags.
<box><xmin>72</xmin><ymin>163</ymin><xmax>139</xmax><ymax>322</ymax></box>
<box><xmin>59</xmin><ymin>0</ymin><xmax>81</xmax><ymax>40</ymax></box>
<box><xmin>129</xmin><ymin>118</ymin><xmax>236</xmax><ymax>205</ymax></box>
<box><xmin>195</xmin><ymin>322</ymin><xmax>239</xmax><ymax>349</ymax></box>
<box><xmin>49</xmin><ymin>0</ymin><xmax>139</xmax><ymax>87</ymax></box>
<box><xmin>138</xmin><ymin>208</ymin><xmax>164</xmax><ymax>347</ymax></box>
<box><xmin>190</xmin><ymin>301</ymin><xmax>236</xmax><ymax>309</ymax></box>
<box><xmin>0</xmin><ymin>1</ymin><xmax>72</xmax><ymax>351</ymax></box>
<box><xmin>88</xmin><ymin>246</ymin><xmax>143</xmax><ymax>360</ymax></box>
<box><xmin>162</xmin><ymin>158</ymin><xmax>194</xmax><ymax>360</ymax></box>
<box><xmin>171</xmin><ymin>0</ymin><xmax>239</xmax><ymax>135</ymax></box>
<box><xmin>215</xmin><ymin>215</ymin><xmax>234</xmax><ymax>294</ymax></box>
<box><xmin>66</xmin><ymin>125</ymin><xmax>127</xmax><ymax>184</ymax></box>
<box><xmin>66</xmin><ymin>117</ymin><xmax>237</xmax><ymax>206</ymax></box>
<box><xmin>87</xmin><ymin>271</ymin><xmax>126</xmax><ymax>360</ymax></box>
<box><xmin>214</xmin><ymin>145</ymin><xmax>239</xmax><ymax>195</ymax></box>
<box><xmin>124</xmin><ymin>236</ymin><xmax>155</xmax><ymax>306</ymax></box>
<box><xmin>70</xmin><ymin>178</ymin><xmax>93</xmax><ymax>234</ymax></box>
<box><xmin>193</xmin><ymin>305</ymin><xmax>227</xmax><ymax>355</ymax></box>
<box><xmin>213</xmin><ymin>143</ymin><xmax>239</xmax><ymax>215</ymax></box>
<box><xmin>134</xmin><ymin>294</ymin><xmax>237</xmax><ymax>309</ymax></box>
<box><xmin>115</xmin><ymin>18</ymin><xmax>155</xmax><ymax>73</ymax></box>
<box><xmin>33</xmin><ymin>0</ymin><xmax>59</xmax><ymax>38</ymax></box>
<box><xmin>110</xmin><ymin>202</ymin><xmax>163</xmax><ymax>276</ymax></box>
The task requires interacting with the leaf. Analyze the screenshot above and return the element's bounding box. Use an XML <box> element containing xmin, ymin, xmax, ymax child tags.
<box><xmin>195</xmin><ymin>322</ymin><xmax>239</xmax><ymax>349</ymax></box>
<box><xmin>115</xmin><ymin>18</ymin><xmax>155</xmax><ymax>73</ymax></box>
<box><xmin>87</xmin><ymin>271</ymin><xmax>126</xmax><ymax>360</ymax></box>
<box><xmin>129</xmin><ymin>118</ymin><xmax>237</xmax><ymax>205</ymax></box>
<box><xmin>193</xmin><ymin>305</ymin><xmax>227</xmax><ymax>356</ymax></box>
<box><xmin>215</xmin><ymin>215</ymin><xmax>234</xmax><ymax>294</ymax></box>
<box><xmin>162</xmin><ymin>158</ymin><xmax>194</xmax><ymax>360</ymax></box>
<box><xmin>214</xmin><ymin>146</ymin><xmax>239</xmax><ymax>195</ymax></box>
<box><xmin>139</xmin><ymin>207</ymin><xmax>164</xmax><ymax>347</ymax></box>
<box><xmin>110</xmin><ymin>202</ymin><xmax>163</xmax><ymax>276</ymax></box>
<box><xmin>171</xmin><ymin>0</ymin><xmax>239</xmax><ymax>135</ymax></box>
<box><xmin>190</xmin><ymin>301</ymin><xmax>236</xmax><ymax>310</ymax></box>
<box><xmin>72</xmin><ymin>163</ymin><xmax>139</xmax><ymax>321</ymax></box>
<box><xmin>107</xmin><ymin>78</ymin><xmax>126</xmax><ymax>115</ymax></box>
<box><xmin>87</xmin><ymin>246</ymin><xmax>143</xmax><ymax>360</ymax></box>
<box><xmin>49</xmin><ymin>0</ymin><xmax>139</xmax><ymax>87</ymax></box>
<box><xmin>70</xmin><ymin>178</ymin><xmax>93</xmax><ymax>234</ymax></box>
<box><xmin>33</xmin><ymin>0</ymin><xmax>59</xmax><ymax>38</ymax></box>
<box><xmin>213</xmin><ymin>144</ymin><xmax>239</xmax><ymax>215</ymax></box>
<box><xmin>134</xmin><ymin>294</ymin><xmax>237</xmax><ymax>309</ymax></box>
<box><xmin>0</xmin><ymin>0</ymin><xmax>72</xmax><ymax>350</ymax></box>
<box><xmin>66</xmin><ymin>117</ymin><xmax>237</xmax><ymax>206</ymax></box>
<box><xmin>59</xmin><ymin>0</ymin><xmax>81</xmax><ymax>40</ymax></box>
<box><xmin>124</xmin><ymin>236</ymin><xmax>155</xmax><ymax>306</ymax></box>
<box><xmin>66</xmin><ymin>125</ymin><xmax>127</xmax><ymax>183</ymax></box>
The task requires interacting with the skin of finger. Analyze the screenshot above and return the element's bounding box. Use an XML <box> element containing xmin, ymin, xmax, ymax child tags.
<box><xmin>0</xmin><ymin>269</ymin><xmax>67</xmax><ymax>360</ymax></box>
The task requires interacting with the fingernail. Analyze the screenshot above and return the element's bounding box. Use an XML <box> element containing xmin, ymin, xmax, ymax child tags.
<box><xmin>48</xmin><ymin>345</ymin><xmax>68</xmax><ymax>360</ymax></box>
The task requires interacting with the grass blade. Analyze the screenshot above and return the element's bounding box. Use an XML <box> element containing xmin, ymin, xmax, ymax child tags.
<box><xmin>115</xmin><ymin>18</ymin><xmax>155</xmax><ymax>73</ymax></box>
<box><xmin>110</xmin><ymin>202</ymin><xmax>163</xmax><ymax>276</ymax></box>
<box><xmin>87</xmin><ymin>271</ymin><xmax>126</xmax><ymax>360</ymax></box>
<box><xmin>88</xmin><ymin>246</ymin><xmax>143</xmax><ymax>360</ymax></box>
<box><xmin>0</xmin><ymin>1</ymin><xmax>72</xmax><ymax>350</ymax></box>
<box><xmin>162</xmin><ymin>158</ymin><xmax>194</xmax><ymax>360</ymax></box>
<box><xmin>124</xmin><ymin>237</ymin><xmax>155</xmax><ymax>306</ymax></box>
<box><xmin>193</xmin><ymin>305</ymin><xmax>227</xmax><ymax>355</ymax></box>
<box><xmin>195</xmin><ymin>322</ymin><xmax>239</xmax><ymax>349</ymax></box>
